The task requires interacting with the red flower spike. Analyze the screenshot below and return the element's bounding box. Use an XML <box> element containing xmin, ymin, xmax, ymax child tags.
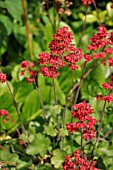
<box><xmin>39</xmin><ymin>26</ymin><xmax>83</xmax><ymax>78</ymax></box>
<box><xmin>20</xmin><ymin>60</ymin><xmax>37</xmax><ymax>84</ymax></box>
<box><xmin>87</xmin><ymin>26</ymin><xmax>108</xmax><ymax>51</ymax></box>
<box><xmin>63</xmin><ymin>149</ymin><xmax>98</xmax><ymax>170</ymax></box>
<box><xmin>100</xmin><ymin>94</ymin><xmax>113</xmax><ymax>102</ymax></box>
<box><xmin>66</xmin><ymin>101</ymin><xmax>97</xmax><ymax>141</ymax></box>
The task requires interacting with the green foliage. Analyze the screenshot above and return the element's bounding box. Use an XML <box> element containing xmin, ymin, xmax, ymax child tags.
<box><xmin>51</xmin><ymin>149</ymin><xmax>66</xmax><ymax>169</ymax></box>
<box><xmin>26</xmin><ymin>133</ymin><xmax>51</xmax><ymax>156</ymax></box>
<box><xmin>38</xmin><ymin>73</ymin><xmax>66</xmax><ymax>105</ymax></box>
<box><xmin>0</xmin><ymin>150</ymin><xmax>19</xmax><ymax>163</ymax></box>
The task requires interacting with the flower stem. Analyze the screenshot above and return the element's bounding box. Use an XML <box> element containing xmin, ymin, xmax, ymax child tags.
<box><xmin>33</xmin><ymin>78</ymin><xmax>46</xmax><ymax>122</ymax></box>
<box><xmin>52</xmin><ymin>78</ymin><xmax>60</xmax><ymax>141</ymax></box>
<box><xmin>6</xmin><ymin>81</ymin><xmax>27</xmax><ymax>138</ymax></box>
<box><xmin>21</xmin><ymin>0</ymin><xmax>34</xmax><ymax>60</ymax></box>
<box><xmin>91</xmin><ymin>101</ymin><xmax>107</xmax><ymax>158</ymax></box>
<box><xmin>78</xmin><ymin>5</ymin><xmax>88</xmax><ymax>48</ymax></box>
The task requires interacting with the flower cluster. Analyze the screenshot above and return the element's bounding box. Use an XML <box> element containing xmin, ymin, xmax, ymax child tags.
<box><xmin>0</xmin><ymin>110</ymin><xmax>10</xmax><ymax>123</ymax></box>
<box><xmin>102</xmin><ymin>76</ymin><xmax>113</xmax><ymax>90</ymax></box>
<box><xmin>95</xmin><ymin>94</ymin><xmax>113</xmax><ymax>103</ymax></box>
<box><xmin>87</xmin><ymin>26</ymin><xmax>108</xmax><ymax>51</ymax></box>
<box><xmin>83</xmin><ymin>26</ymin><xmax>113</xmax><ymax>67</ymax></box>
<box><xmin>20</xmin><ymin>60</ymin><xmax>37</xmax><ymax>84</ymax></box>
<box><xmin>0</xmin><ymin>73</ymin><xmax>7</xmax><ymax>83</ymax></box>
<box><xmin>66</xmin><ymin>101</ymin><xmax>97</xmax><ymax>140</ymax></box>
<box><xmin>81</xmin><ymin>0</ymin><xmax>94</xmax><ymax>5</ymax></box>
<box><xmin>38</xmin><ymin>26</ymin><xmax>83</xmax><ymax>78</ymax></box>
<box><xmin>95</xmin><ymin>76</ymin><xmax>113</xmax><ymax>103</ymax></box>
<box><xmin>63</xmin><ymin>149</ymin><xmax>98</xmax><ymax>170</ymax></box>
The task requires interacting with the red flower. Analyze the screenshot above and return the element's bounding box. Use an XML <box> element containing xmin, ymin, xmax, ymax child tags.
<box><xmin>87</xmin><ymin>26</ymin><xmax>108</xmax><ymax>51</ymax></box>
<box><xmin>20</xmin><ymin>60</ymin><xmax>37</xmax><ymax>84</ymax></box>
<box><xmin>63</xmin><ymin>149</ymin><xmax>98</xmax><ymax>170</ymax></box>
<box><xmin>38</xmin><ymin>26</ymin><xmax>83</xmax><ymax>78</ymax></box>
<box><xmin>81</xmin><ymin>0</ymin><xmax>94</xmax><ymax>5</ymax></box>
<box><xmin>0</xmin><ymin>73</ymin><xmax>7</xmax><ymax>83</ymax></box>
<box><xmin>102</xmin><ymin>75</ymin><xmax>113</xmax><ymax>90</ymax></box>
<box><xmin>66</xmin><ymin>101</ymin><xmax>96</xmax><ymax>141</ymax></box>
<box><xmin>84</xmin><ymin>54</ymin><xmax>92</xmax><ymax>62</ymax></box>
<box><xmin>92</xmin><ymin>52</ymin><xmax>106</xmax><ymax>59</ymax></box>
<box><xmin>0</xmin><ymin>110</ymin><xmax>10</xmax><ymax>123</ymax></box>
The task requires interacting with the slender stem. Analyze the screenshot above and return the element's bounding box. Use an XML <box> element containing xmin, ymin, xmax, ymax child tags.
<box><xmin>0</xmin><ymin>161</ymin><xmax>17</xmax><ymax>167</ymax></box>
<box><xmin>21</xmin><ymin>0</ymin><xmax>33</xmax><ymax>60</ymax></box>
<box><xmin>6</xmin><ymin>81</ymin><xmax>27</xmax><ymax>137</ymax></box>
<box><xmin>0</xmin><ymin>145</ymin><xmax>7</xmax><ymax>150</ymax></box>
<box><xmin>62</xmin><ymin>60</ymin><xmax>99</xmax><ymax>149</ymax></box>
<box><xmin>33</xmin><ymin>78</ymin><xmax>46</xmax><ymax>122</ymax></box>
<box><xmin>93</xmin><ymin>0</ymin><xmax>101</xmax><ymax>24</ymax></box>
<box><xmin>70</xmin><ymin>4</ymin><xmax>88</xmax><ymax>120</ymax></box>
<box><xmin>10</xmin><ymin>118</ymin><xmax>27</xmax><ymax>147</ymax></box>
<box><xmin>53</xmin><ymin>1</ymin><xmax>57</xmax><ymax>33</ymax></box>
<box><xmin>82</xmin><ymin>138</ymin><xmax>94</xmax><ymax>151</ymax></box>
<box><xmin>62</xmin><ymin>60</ymin><xmax>98</xmax><ymax>128</ymax></box>
<box><xmin>62</xmin><ymin>98</ymin><xmax>68</xmax><ymax>129</ymax></box>
<box><xmin>71</xmin><ymin>70</ymin><xmax>75</xmax><ymax>92</ymax></box>
<box><xmin>81</xmin><ymin>130</ymin><xmax>84</xmax><ymax>155</ymax></box>
<box><xmin>74</xmin><ymin>62</ymin><xmax>87</xmax><ymax>104</ymax></box>
<box><xmin>91</xmin><ymin>100</ymin><xmax>107</xmax><ymax>158</ymax></box>
<box><xmin>53</xmin><ymin>79</ymin><xmax>58</xmax><ymax>105</ymax></box>
<box><xmin>61</xmin><ymin>137</ymin><xmax>64</xmax><ymax>150</ymax></box>
<box><xmin>52</xmin><ymin>78</ymin><xmax>60</xmax><ymax>141</ymax></box>
<box><xmin>103</xmin><ymin>128</ymin><xmax>113</xmax><ymax>139</ymax></box>
<box><xmin>91</xmin><ymin>89</ymin><xmax>112</xmax><ymax>158</ymax></box>
<box><xmin>78</xmin><ymin>5</ymin><xmax>88</xmax><ymax>48</ymax></box>
<box><xmin>57</xmin><ymin>13</ymin><xmax>61</xmax><ymax>29</ymax></box>
<box><xmin>71</xmin><ymin>62</ymin><xmax>87</xmax><ymax>122</ymax></box>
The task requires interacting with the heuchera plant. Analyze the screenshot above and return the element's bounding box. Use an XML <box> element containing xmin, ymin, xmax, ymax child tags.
<box><xmin>1</xmin><ymin>25</ymin><xmax>113</xmax><ymax>169</ymax></box>
<box><xmin>0</xmin><ymin>1</ymin><xmax>113</xmax><ymax>169</ymax></box>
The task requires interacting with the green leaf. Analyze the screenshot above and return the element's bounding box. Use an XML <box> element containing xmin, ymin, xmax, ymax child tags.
<box><xmin>0</xmin><ymin>81</ymin><xmax>13</xmax><ymax>97</ymax></box>
<box><xmin>26</xmin><ymin>133</ymin><xmax>51</xmax><ymax>156</ymax></box>
<box><xmin>60</xmin><ymin>128</ymin><xmax>68</xmax><ymax>137</ymax></box>
<box><xmin>34</xmin><ymin>163</ymin><xmax>53</xmax><ymax>170</ymax></box>
<box><xmin>0</xmin><ymin>1</ymin><xmax>7</xmax><ymax>8</ymax></box>
<box><xmin>81</xmin><ymin>63</ymin><xmax>105</xmax><ymax>99</ymax></box>
<box><xmin>0</xmin><ymin>150</ymin><xmax>19</xmax><ymax>163</ymax></box>
<box><xmin>53</xmin><ymin>105</ymin><xmax>62</xmax><ymax>115</ymax></box>
<box><xmin>57</xmin><ymin>66</ymin><xmax>82</xmax><ymax>95</ymax></box>
<box><xmin>96</xmin><ymin>157</ymin><xmax>107</xmax><ymax>170</ymax></box>
<box><xmin>13</xmin><ymin>24</ymin><xmax>26</xmax><ymax>45</ymax></box>
<box><xmin>0</xmin><ymin>14</ymin><xmax>13</xmax><ymax>36</ymax></box>
<box><xmin>51</xmin><ymin>149</ymin><xmax>66</xmax><ymax>169</ymax></box>
<box><xmin>13</xmin><ymin>80</ymin><xmax>34</xmax><ymax>106</ymax></box>
<box><xmin>44</xmin><ymin>124</ymin><xmax>57</xmax><ymax>137</ymax></box>
<box><xmin>5</xmin><ymin>0</ymin><xmax>23</xmax><ymax>21</ymax></box>
<box><xmin>0</xmin><ymin>92</ymin><xmax>18</xmax><ymax>132</ymax></box>
<box><xmin>11</xmin><ymin>65</ymin><xmax>23</xmax><ymax>82</ymax></box>
<box><xmin>60</xmin><ymin>137</ymin><xmax>79</xmax><ymax>155</ymax></box>
<box><xmin>17</xmin><ymin>160</ymin><xmax>32</xmax><ymax>169</ymax></box>
<box><xmin>22</xmin><ymin>90</ymin><xmax>41</xmax><ymax>122</ymax></box>
<box><xmin>85</xmin><ymin>14</ymin><xmax>98</xmax><ymax>23</ymax></box>
<box><xmin>106</xmin><ymin>2</ymin><xmax>113</xmax><ymax>18</ymax></box>
<box><xmin>38</xmin><ymin>73</ymin><xmax>66</xmax><ymax>105</ymax></box>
